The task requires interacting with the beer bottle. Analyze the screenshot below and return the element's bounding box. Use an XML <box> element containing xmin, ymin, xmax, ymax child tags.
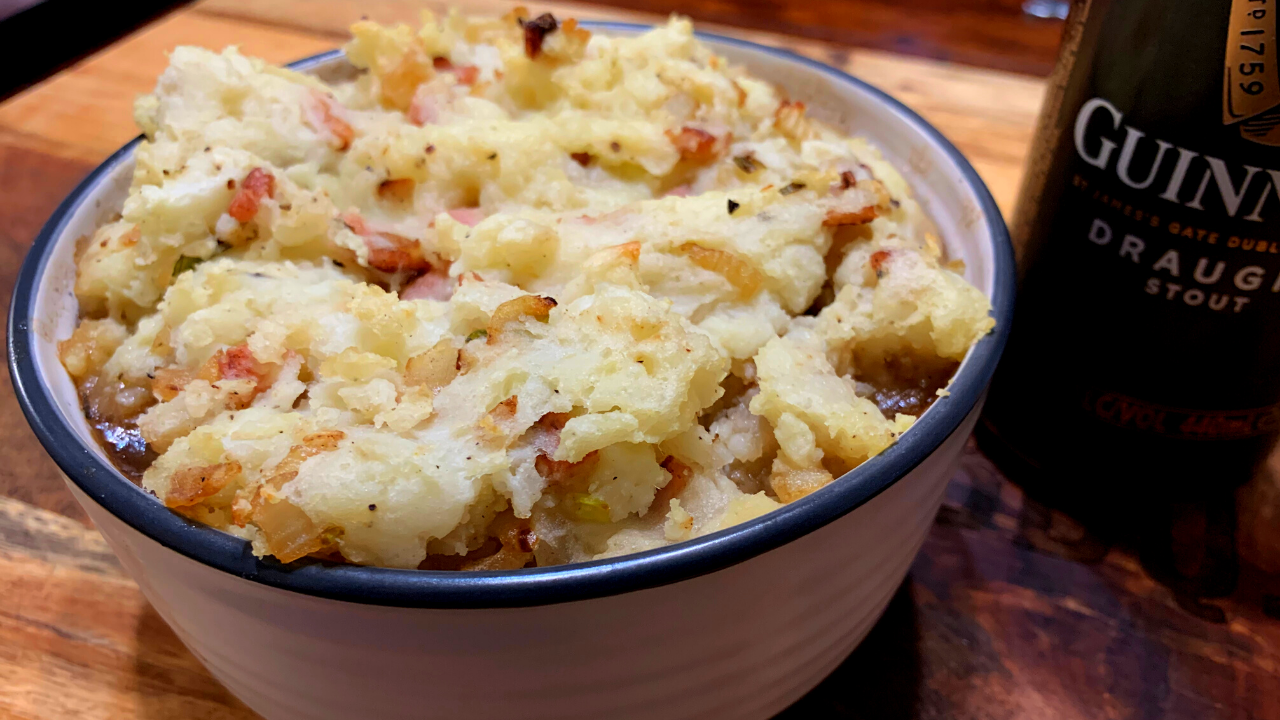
<box><xmin>979</xmin><ymin>0</ymin><xmax>1280</xmax><ymax>600</ymax></box>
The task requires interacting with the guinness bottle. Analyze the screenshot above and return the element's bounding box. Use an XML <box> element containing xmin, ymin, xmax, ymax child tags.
<box><xmin>979</xmin><ymin>0</ymin><xmax>1280</xmax><ymax>599</ymax></box>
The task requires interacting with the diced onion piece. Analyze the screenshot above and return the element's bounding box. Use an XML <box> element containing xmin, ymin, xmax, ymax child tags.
<box><xmin>404</xmin><ymin>339</ymin><xmax>459</xmax><ymax>390</ymax></box>
<box><xmin>677</xmin><ymin>242</ymin><xmax>764</xmax><ymax>299</ymax></box>
<box><xmin>774</xmin><ymin>100</ymin><xmax>809</xmax><ymax>140</ymax></box>
<box><xmin>486</xmin><ymin>295</ymin><xmax>557</xmax><ymax>342</ymax></box>
<box><xmin>231</xmin><ymin>490</ymin><xmax>254</xmax><ymax>528</ymax></box>
<box><xmin>489</xmin><ymin>395</ymin><xmax>518</xmax><ymax>421</ymax></box>
<box><xmin>614</xmin><ymin>241</ymin><xmax>641</xmax><ymax>263</ymax></box>
<box><xmin>252</xmin><ymin>494</ymin><xmax>332</xmax><ymax>563</ymax></box>
<box><xmin>58</xmin><ymin>319</ymin><xmax>126</xmax><ymax>381</ymax></box>
<box><xmin>260</xmin><ymin>431</ymin><xmax>346</xmax><ymax>490</ymax></box>
<box><xmin>165</xmin><ymin>462</ymin><xmax>241</xmax><ymax>508</ymax></box>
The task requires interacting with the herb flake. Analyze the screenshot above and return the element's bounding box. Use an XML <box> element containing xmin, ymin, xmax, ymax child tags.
<box><xmin>172</xmin><ymin>255</ymin><xmax>206</xmax><ymax>276</ymax></box>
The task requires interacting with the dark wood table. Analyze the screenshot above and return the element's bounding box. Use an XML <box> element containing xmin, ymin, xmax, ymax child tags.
<box><xmin>588</xmin><ymin>0</ymin><xmax>1068</xmax><ymax>76</ymax></box>
<box><xmin>2</xmin><ymin>1</ymin><xmax>1278</xmax><ymax>718</ymax></box>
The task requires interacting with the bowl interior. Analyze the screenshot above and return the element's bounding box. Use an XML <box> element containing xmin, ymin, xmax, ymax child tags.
<box><xmin>14</xmin><ymin>27</ymin><xmax>1011</xmax><ymax>606</ymax></box>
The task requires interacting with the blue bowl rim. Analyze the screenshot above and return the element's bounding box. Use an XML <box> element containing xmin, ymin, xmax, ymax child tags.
<box><xmin>7</xmin><ymin>23</ymin><xmax>1015</xmax><ymax>609</ymax></box>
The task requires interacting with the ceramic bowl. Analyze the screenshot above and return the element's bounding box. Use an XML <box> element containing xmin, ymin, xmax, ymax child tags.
<box><xmin>8</xmin><ymin>24</ymin><xmax>1014</xmax><ymax>720</ymax></box>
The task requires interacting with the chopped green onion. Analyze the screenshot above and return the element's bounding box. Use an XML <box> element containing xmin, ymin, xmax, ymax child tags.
<box><xmin>172</xmin><ymin>255</ymin><xmax>206</xmax><ymax>276</ymax></box>
<box><xmin>466</xmin><ymin>329</ymin><xmax>489</xmax><ymax>342</ymax></box>
<box><xmin>568</xmin><ymin>493</ymin><xmax>611</xmax><ymax>523</ymax></box>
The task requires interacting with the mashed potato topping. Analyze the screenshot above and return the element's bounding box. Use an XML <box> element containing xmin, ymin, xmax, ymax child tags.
<box><xmin>59</xmin><ymin>10</ymin><xmax>994</xmax><ymax>569</ymax></box>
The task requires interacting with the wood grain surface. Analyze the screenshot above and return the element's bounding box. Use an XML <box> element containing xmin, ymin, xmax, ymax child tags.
<box><xmin>582</xmin><ymin>0</ymin><xmax>1069</xmax><ymax>76</ymax></box>
<box><xmin>0</xmin><ymin>495</ymin><xmax>257</xmax><ymax>719</ymax></box>
<box><xmin>1</xmin><ymin>1</ymin><xmax>1277</xmax><ymax>718</ymax></box>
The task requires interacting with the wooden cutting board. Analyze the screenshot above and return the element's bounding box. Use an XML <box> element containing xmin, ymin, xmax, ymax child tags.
<box><xmin>2</xmin><ymin>2</ymin><xmax>1278</xmax><ymax>719</ymax></box>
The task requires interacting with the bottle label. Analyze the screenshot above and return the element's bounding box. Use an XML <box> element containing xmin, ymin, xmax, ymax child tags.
<box><xmin>997</xmin><ymin>0</ymin><xmax>1280</xmax><ymax>448</ymax></box>
<box><xmin>1070</xmin><ymin>92</ymin><xmax>1280</xmax><ymax>316</ymax></box>
<box><xmin>1224</xmin><ymin>0</ymin><xmax>1280</xmax><ymax>144</ymax></box>
<box><xmin>1083</xmin><ymin>390</ymin><xmax>1280</xmax><ymax>440</ymax></box>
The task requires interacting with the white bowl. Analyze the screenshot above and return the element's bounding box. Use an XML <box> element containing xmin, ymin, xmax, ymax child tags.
<box><xmin>8</xmin><ymin>25</ymin><xmax>1014</xmax><ymax>720</ymax></box>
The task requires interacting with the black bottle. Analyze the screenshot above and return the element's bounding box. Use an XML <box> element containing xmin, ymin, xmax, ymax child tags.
<box><xmin>979</xmin><ymin>0</ymin><xmax>1280</xmax><ymax>599</ymax></box>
